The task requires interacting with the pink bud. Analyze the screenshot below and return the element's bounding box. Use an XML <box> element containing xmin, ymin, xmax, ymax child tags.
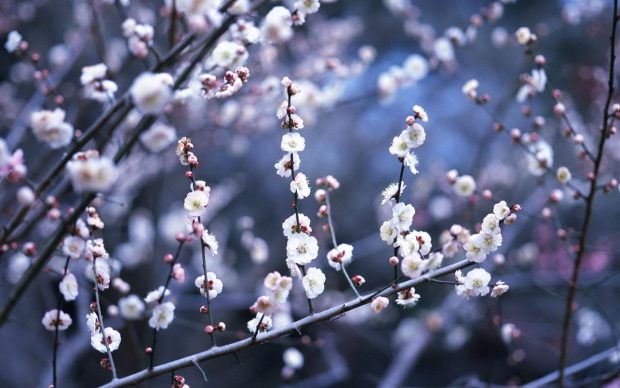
<box><xmin>389</xmin><ymin>256</ymin><xmax>399</xmax><ymax>266</ymax></box>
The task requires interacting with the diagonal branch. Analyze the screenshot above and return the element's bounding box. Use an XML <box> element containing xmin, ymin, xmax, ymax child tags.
<box><xmin>99</xmin><ymin>259</ymin><xmax>475</xmax><ymax>388</ymax></box>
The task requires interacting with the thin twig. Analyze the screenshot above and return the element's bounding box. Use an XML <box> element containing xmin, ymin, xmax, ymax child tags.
<box><xmin>558</xmin><ymin>2</ymin><xmax>618</xmax><ymax>385</ymax></box>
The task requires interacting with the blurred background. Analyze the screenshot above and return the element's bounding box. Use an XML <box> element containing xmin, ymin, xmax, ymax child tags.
<box><xmin>1</xmin><ymin>0</ymin><xmax>620</xmax><ymax>386</ymax></box>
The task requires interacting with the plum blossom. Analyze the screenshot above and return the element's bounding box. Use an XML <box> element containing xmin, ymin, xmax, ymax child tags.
<box><xmin>42</xmin><ymin>309</ymin><xmax>72</xmax><ymax>331</ymax></box>
<box><xmin>30</xmin><ymin>108</ymin><xmax>74</xmax><ymax>148</ymax></box>
<box><xmin>371</xmin><ymin>296</ymin><xmax>389</xmax><ymax>313</ymax></box>
<box><xmin>148</xmin><ymin>302</ymin><xmax>176</xmax><ymax>330</ymax></box>
<box><xmin>59</xmin><ymin>273</ymin><xmax>79</xmax><ymax>301</ymax></box>
<box><xmin>195</xmin><ymin>272</ymin><xmax>223</xmax><ymax>299</ymax></box>
<box><xmin>455</xmin><ymin>268</ymin><xmax>492</xmax><ymax>298</ymax></box>
<box><xmin>301</xmin><ymin>267</ymin><xmax>325</xmax><ymax>299</ymax></box>
<box><xmin>286</xmin><ymin>233</ymin><xmax>319</xmax><ymax>265</ymax></box>
<box><xmin>91</xmin><ymin>327</ymin><xmax>121</xmax><ymax>352</ymax></box>
<box><xmin>130</xmin><ymin>72</ymin><xmax>173</xmax><ymax>114</ymax></box>
<box><xmin>66</xmin><ymin>151</ymin><xmax>118</xmax><ymax>192</ymax></box>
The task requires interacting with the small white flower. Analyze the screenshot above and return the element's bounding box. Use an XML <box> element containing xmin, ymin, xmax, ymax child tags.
<box><xmin>460</xmin><ymin>268</ymin><xmax>492</xmax><ymax>298</ymax></box>
<box><xmin>302</xmin><ymin>267</ymin><xmax>326</xmax><ymax>299</ymax></box>
<box><xmin>286</xmin><ymin>233</ymin><xmax>319</xmax><ymax>265</ymax></box>
<box><xmin>371</xmin><ymin>296</ymin><xmax>389</xmax><ymax>313</ymax></box>
<box><xmin>30</xmin><ymin>108</ymin><xmax>74</xmax><ymax>149</ymax></box>
<box><xmin>453</xmin><ymin>175</ymin><xmax>476</xmax><ymax>197</ymax></box>
<box><xmin>195</xmin><ymin>272</ymin><xmax>224</xmax><ymax>299</ymax></box>
<box><xmin>85</xmin><ymin>312</ymin><xmax>99</xmax><ymax>334</ymax></box>
<box><xmin>295</xmin><ymin>0</ymin><xmax>320</xmax><ymax>15</ymax></box>
<box><xmin>91</xmin><ymin>327</ymin><xmax>122</xmax><ymax>352</ymax></box>
<box><xmin>404</xmin><ymin>152</ymin><xmax>419</xmax><ymax>174</ymax></box>
<box><xmin>403</xmin><ymin>54</ymin><xmax>428</xmax><ymax>81</ymax></box>
<box><xmin>464</xmin><ymin>234</ymin><xmax>487</xmax><ymax>263</ymax></box>
<box><xmin>380</xmin><ymin>220</ymin><xmax>399</xmax><ymax>245</ymax></box>
<box><xmin>59</xmin><ymin>273</ymin><xmax>79</xmax><ymax>301</ymax></box>
<box><xmin>282</xmin><ymin>213</ymin><xmax>312</xmax><ymax>237</ymax></box>
<box><xmin>397</xmin><ymin>233</ymin><xmax>420</xmax><ymax>257</ymax></box>
<box><xmin>208</xmin><ymin>41</ymin><xmax>248</xmax><ymax>69</ymax></box>
<box><xmin>479</xmin><ymin>232</ymin><xmax>502</xmax><ymax>253</ymax></box>
<box><xmin>5</xmin><ymin>30</ymin><xmax>22</xmax><ymax>53</ymax></box>
<box><xmin>290</xmin><ymin>172</ymin><xmax>311</xmax><ymax>199</ymax></box>
<box><xmin>556</xmin><ymin>166</ymin><xmax>572</xmax><ymax>184</ymax></box>
<box><xmin>261</xmin><ymin>6</ymin><xmax>293</xmax><ymax>44</ymax></box>
<box><xmin>130</xmin><ymin>72</ymin><xmax>173</xmax><ymax>114</ymax></box>
<box><xmin>388</xmin><ymin>136</ymin><xmax>410</xmax><ymax>157</ymax></box>
<box><xmin>326</xmin><ymin>243</ymin><xmax>354</xmax><ymax>270</ymax></box>
<box><xmin>491</xmin><ymin>281</ymin><xmax>510</xmax><ymax>297</ymax></box>
<box><xmin>148</xmin><ymin>301</ymin><xmax>176</xmax><ymax>330</ymax></box>
<box><xmin>247</xmin><ymin>312</ymin><xmax>272</xmax><ymax>333</ymax></box>
<box><xmin>62</xmin><ymin>236</ymin><xmax>85</xmax><ymax>259</ymax></box>
<box><xmin>42</xmin><ymin>309</ymin><xmax>72</xmax><ymax>331</ymax></box>
<box><xmin>493</xmin><ymin>201</ymin><xmax>511</xmax><ymax>220</ymax></box>
<box><xmin>202</xmin><ymin>230</ymin><xmax>219</xmax><ymax>255</ymax></box>
<box><xmin>401</xmin><ymin>123</ymin><xmax>426</xmax><ymax>148</ymax></box>
<box><xmin>281</xmin><ymin>133</ymin><xmax>306</xmax><ymax>153</ymax></box>
<box><xmin>274</xmin><ymin>152</ymin><xmax>300</xmax><ymax>177</ymax></box>
<box><xmin>391</xmin><ymin>203</ymin><xmax>415</xmax><ymax>231</ymax></box>
<box><xmin>183</xmin><ymin>190</ymin><xmax>210</xmax><ymax>216</ymax></box>
<box><xmin>462</xmin><ymin>79</ymin><xmax>479</xmax><ymax>98</ymax></box>
<box><xmin>515</xmin><ymin>27</ymin><xmax>532</xmax><ymax>45</ymax></box>
<box><xmin>66</xmin><ymin>151</ymin><xmax>118</xmax><ymax>192</ymax></box>
<box><xmin>118</xmin><ymin>295</ymin><xmax>145</xmax><ymax>320</ymax></box>
<box><xmin>412</xmin><ymin>105</ymin><xmax>428</xmax><ymax>122</ymax></box>
<box><xmin>401</xmin><ymin>252</ymin><xmax>424</xmax><ymax>278</ymax></box>
<box><xmin>481</xmin><ymin>214</ymin><xmax>501</xmax><ymax>234</ymax></box>
<box><xmin>396</xmin><ymin>287</ymin><xmax>421</xmax><ymax>308</ymax></box>
<box><xmin>526</xmin><ymin>140</ymin><xmax>553</xmax><ymax>176</ymax></box>
<box><xmin>144</xmin><ymin>286</ymin><xmax>171</xmax><ymax>307</ymax></box>
<box><xmin>283</xmin><ymin>347</ymin><xmax>304</xmax><ymax>369</ymax></box>
<box><xmin>140</xmin><ymin>123</ymin><xmax>176</xmax><ymax>153</ymax></box>
<box><xmin>381</xmin><ymin>182</ymin><xmax>406</xmax><ymax>205</ymax></box>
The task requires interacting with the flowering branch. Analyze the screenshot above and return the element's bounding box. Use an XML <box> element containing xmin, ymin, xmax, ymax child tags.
<box><xmin>100</xmin><ymin>258</ymin><xmax>476</xmax><ymax>388</ymax></box>
<box><xmin>0</xmin><ymin>9</ymin><xmax>247</xmax><ymax>328</ymax></box>
<box><xmin>92</xmin><ymin>255</ymin><xmax>118</xmax><ymax>380</ymax></box>
<box><xmin>148</xmin><ymin>238</ymin><xmax>186</xmax><ymax>370</ymax></box>
<box><xmin>558</xmin><ymin>0</ymin><xmax>619</xmax><ymax>384</ymax></box>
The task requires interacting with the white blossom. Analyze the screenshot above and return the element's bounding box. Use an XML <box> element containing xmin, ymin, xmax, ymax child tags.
<box><xmin>91</xmin><ymin>327</ymin><xmax>122</xmax><ymax>352</ymax></box>
<box><xmin>247</xmin><ymin>312</ymin><xmax>272</xmax><ymax>333</ymax></box>
<box><xmin>30</xmin><ymin>108</ymin><xmax>74</xmax><ymax>149</ymax></box>
<box><xmin>326</xmin><ymin>243</ymin><xmax>354</xmax><ymax>270</ymax></box>
<box><xmin>453</xmin><ymin>175</ymin><xmax>476</xmax><ymax>197</ymax></box>
<box><xmin>282</xmin><ymin>213</ymin><xmax>312</xmax><ymax>237</ymax></box>
<box><xmin>455</xmin><ymin>268</ymin><xmax>492</xmax><ymax>298</ymax></box>
<box><xmin>401</xmin><ymin>252</ymin><xmax>424</xmax><ymax>278</ymax></box>
<box><xmin>118</xmin><ymin>295</ymin><xmax>145</xmax><ymax>320</ymax></box>
<box><xmin>42</xmin><ymin>309</ymin><xmax>72</xmax><ymax>331</ymax></box>
<box><xmin>5</xmin><ymin>31</ymin><xmax>22</xmax><ymax>53</ymax></box>
<box><xmin>301</xmin><ymin>267</ymin><xmax>326</xmax><ymax>299</ymax></box>
<box><xmin>140</xmin><ymin>123</ymin><xmax>177</xmax><ymax>153</ymax></box>
<box><xmin>281</xmin><ymin>133</ymin><xmax>306</xmax><ymax>153</ymax></box>
<box><xmin>183</xmin><ymin>190</ymin><xmax>210</xmax><ymax>216</ymax></box>
<box><xmin>283</xmin><ymin>347</ymin><xmax>304</xmax><ymax>369</ymax></box>
<box><xmin>286</xmin><ymin>233</ymin><xmax>319</xmax><ymax>265</ymax></box>
<box><xmin>63</xmin><ymin>236</ymin><xmax>85</xmax><ymax>259</ymax></box>
<box><xmin>388</xmin><ymin>136</ymin><xmax>410</xmax><ymax>157</ymax></box>
<box><xmin>59</xmin><ymin>273</ymin><xmax>79</xmax><ymax>301</ymax></box>
<box><xmin>261</xmin><ymin>6</ymin><xmax>293</xmax><ymax>44</ymax></box>
<box><xmin>464</xmin><ymin>234</ymin><xmax>487</xmax><ymax>263</ymax></box>
<box><xmin>395</xmin><ymin>287</ymin><xmax>421</xmax><ymax>307</ymax></box>
<box><xmin>202</xmin><ymin>230</ymin><xmax>219</xmax><ymax>255</ymax></box>
<box><xmin>381</xmin><ymin>182</ymin><xmax>405</xmax><ymax>205</ymax></box>
<box><xmin>195</xmin><ymin>272</ymin><xmax>224</xmax><ymax>299</ymax></box>
<box><xmin>401</xmin><ymin>123</ymin><xmax>426</xmax><ymax>148</ymax></box>
<box><xmin>493</xmin><ymin>201</ymin><xmax>511</xmax><ymax>220</ymax></box>
<box><xmin>66</xmin><ymin>151</ymin><xmax>118</xmax><ymax>192</ymax></box>
<box><xmin>391</xmin><ymin>203</ymin><xmax>415</xmax><ymax>231</ymax></box>
<box><xmin>380</xmin><ymin>220</ymin><xmax>399</xmax><ymax>245</ymax></box>
<box><xmin>275</xmin><ymin>152</ymin><xmax>300</xmax><ymax>177</ymax></box>
<box><xmin>148</xmin><ymin>301</ymin><xmax>176</xmax><ymax>330</ymax></box>
<box><xmin>290</xmin><ymin>172</ymin><xmax>311</xmax><ymax>199</ymax></box>
<box><xmin>404</xmin><ymin>152</ymin><xmax>419</xmax><ymax>174</ymax></box>
<box><xmin>371</xmin><ymin>296</ymin><xmax>389</xmax><ymax>313</ymax></box>
<box><xmin>208</xmin><ymin>41</ymin><xmax>248</xmax><ymax>69</ymax></box>
<box><xmin>130</xmin><ymin>72</ymin><xmax>173</xmax><ymax>114</ymax></box>
<box><xmin>557</xmin><ymin>166</ymin><xmax>572</xmax><ymax>184</ymax></box>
